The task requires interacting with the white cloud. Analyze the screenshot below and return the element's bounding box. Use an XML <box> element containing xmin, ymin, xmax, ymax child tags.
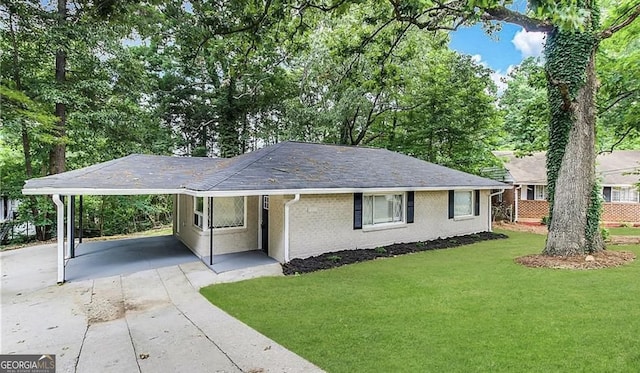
<box><xmin>512</xmin><ymin>29</ymin><xmax>546</xmax><ymax>58</ymax></box>
<box><xmin>470</xmin><ymin>53</ymin><xmax>513</xmax><ymax>95</ymax></box>
<box><xmin>471</xmin><ymin>54</ymin><xmax>483</xmax><ymax>65</ymax></box>
<box><xmin>490</xmin><ymin>65</ymin><xmax>515</xmax><ymax>96</ymax></box>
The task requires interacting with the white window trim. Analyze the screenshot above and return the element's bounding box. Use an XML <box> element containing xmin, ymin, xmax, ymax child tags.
<box><xmin>611</xmin><ymin>186</ymin><xmax>640</xmax><ymax>204</ymax></box>
<box><xmin>454</xmin><ymin>190</ymin><xmax>474</xmax><ymax>219</ymax></box>
<box><xmin>362</xmin><ymin>192</ymin><xmax>406</xmax><ymax>228</ymax></box>
<box><xmin>193</xmin><ymin>196</ymin><xmax>206</xmax><ymax>230</ymax></box>
<box><xmin>534</xmin><ymin>185</ymin><xmax>547</xmax><ymax>201</ymax></box>
<box><xmin>211</xmin><ymin>196</ymin><xmax>247</xmax><ymax>231</ymax></box>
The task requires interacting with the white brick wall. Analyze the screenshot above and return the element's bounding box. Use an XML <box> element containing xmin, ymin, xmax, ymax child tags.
<box><xmin>288</xmin><ymin>191</ymin><xmax>490</xmax><ymax>260</ymax></box>
<box><xmin>174</xmin><ymin>191</ymin><xmax>491</xmax><ymax>262</ymax></box>
<box><xmin>174</xmin><ymin>195</ymin><xmax>259</xmax><ymax>258</ymax></box>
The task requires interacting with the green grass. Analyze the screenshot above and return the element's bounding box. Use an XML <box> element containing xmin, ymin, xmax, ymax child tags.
<box><xmin>608</xmin><ymin>226</ymin><xmax>640</xmax><ymax>236</ymax></box>
<box><xmin>201</xmin><ymin>231</ymin><xmax>640</xmax><ymax>372</ymax></box>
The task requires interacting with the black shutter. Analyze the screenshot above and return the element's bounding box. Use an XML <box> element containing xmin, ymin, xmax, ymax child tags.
<box><xmin>603</xmin><ymin>187</ymin><xmax>612</xmax><ymax>202</ymax></box>
<box><xmin>448</xmin><ymin>190</ymin><xmax>455</xmax><ymax>219</ymax></box>
<box><xmin>474</xmin><ymin>190</ymin><xmax>480</xmax><ymax>216</ymax></box>
<box><xmin>527</xmin><ymin>185</ymin><xmax>534</xmax><ymax>200</ymax></box>
<box><xmin>407</xmin><ymin>191</ymin><xmax>415</xmax><ymax>223</ymax></box>
<box><xmin>354</xmin><ymin>193</ymin><xmax>363</xmax><ymax>229</ymax></box>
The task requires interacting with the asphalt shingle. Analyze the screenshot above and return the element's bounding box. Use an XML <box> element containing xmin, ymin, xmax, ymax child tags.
<box><xmin>24</xmin><ymin>142</ymin><xmax>507</xmax><ymax>194</ymax></box>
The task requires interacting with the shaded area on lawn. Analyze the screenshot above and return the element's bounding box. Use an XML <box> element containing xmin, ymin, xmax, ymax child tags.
<box><xmin>282</xmin><ymin>231</ymin><xmax>507</xmax><ymax>275</ymax></box>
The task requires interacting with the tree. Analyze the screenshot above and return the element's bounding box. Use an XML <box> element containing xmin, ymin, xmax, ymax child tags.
<box><xmin>1</xmin><ymin>0</ymin><xmax>175</xmax><ymax>240</ymax></box>
<box><xmin>499</xmin><ymin>57</ymin><xmax>549</xmax><ymax>154</ymax></box>
<box><xmin>378</xmin><ymin>47</ymin><xmax>503</xmax><ymax>174</ymax></box>
<box><xmin>596</xmin><ymin>0</ymin><xmax>640</xmax><ymax>151</ymax></box>
<box><xmin>265</xmin><ymin>0</ymin><xmax>639</xmax><ymax>256</ymax></box>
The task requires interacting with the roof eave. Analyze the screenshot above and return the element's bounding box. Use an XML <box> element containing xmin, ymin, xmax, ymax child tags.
<box><xmin>22</xmin><ymin>188</ymin><xmax>189</xmax><ymax>196</ymax></box>
<box><xmin>23</xmin><ymin>184</ymin><xmax>511</xmax><ymax>197</ymax></box>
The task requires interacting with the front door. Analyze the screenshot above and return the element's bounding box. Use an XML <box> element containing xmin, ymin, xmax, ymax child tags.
<box><xmin>261</xmin><ymin>196</ymin><xmax>269</xmax><ymax>254</ymax></box>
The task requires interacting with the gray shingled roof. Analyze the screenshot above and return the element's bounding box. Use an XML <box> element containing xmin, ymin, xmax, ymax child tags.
<box><xmin>493</xmin><ymin>150</ymin><xmax>640</xmax><ymax>186</ymax></box>
<box><xmin>23</xmin><ymin>155</ymin><xmax>224</xmax><ymax>191</ymax></box>
<box><xmin>24</xmin><ymin>142</ymin><xmax>508</xmax><ymax>195</ymax></box>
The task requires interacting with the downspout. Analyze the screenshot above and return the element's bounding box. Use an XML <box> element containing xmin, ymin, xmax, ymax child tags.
<box><xmin>489</xmin><ymin>189</ymin><xmax>505</xmax><ymax>232</ymax></box>
<box><xmin>514</xmin><ymin>185</ymin><xmax>521</xmax><ymax>222</ymax></box>
<box><xmin>284</xmin><ymin>194</ymin><xmax>300</xmax><ymax>262</ymax></box>
<box><xmin>52</xmin><ymin>194</ymin><xmax>65</xmax><ymax>284</ymax></box>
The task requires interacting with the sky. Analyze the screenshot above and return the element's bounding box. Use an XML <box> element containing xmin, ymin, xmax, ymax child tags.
<box><xmin>448</xmin><ymin>7</ymin><xmax>546</xmax><ymax>92</ymax></box>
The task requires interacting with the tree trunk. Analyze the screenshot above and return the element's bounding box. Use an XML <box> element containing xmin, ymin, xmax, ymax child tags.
<box><xmin>543</xmin><ymin>31</ymin><xmax>604</xmax><ymax>256</ymax></box>
<box><xmin>218</xmin><ymin>78</ymin><xmax>241</xmax><ymax>158</ymax></box>
<box><xmin>50</xmin><ymin>0</ymin><xmax>66</xmax><ymax>175</ymax></box>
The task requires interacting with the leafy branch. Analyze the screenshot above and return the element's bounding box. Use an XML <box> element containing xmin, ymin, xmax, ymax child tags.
<box><xmin>599</xmin><ymin>3</ymin><xmax>640</xmax><ymax>39</ymax></box>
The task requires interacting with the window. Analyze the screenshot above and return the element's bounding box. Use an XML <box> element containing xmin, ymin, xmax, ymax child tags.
<box><xmin>454</xmin><ymin>191</ymin><xmax>473</xmax><ymax>217</ymax></box>
<box><xmin>534</xmin><ymin>185</ymin><xmax>547</xmax><ymax>201</ymax></box>
<box><xmin>362</xmin><ymin>193</ymin><xmax>404</xmax><ymax>226</ymax></box>
<box><xmin>212</xmin><ymin>197</ymin><xmax>245</xmax><ymax>228</ymax></box>
<box><xmin>612</xmin><ymin>187</ymin><xmax>639</xmax><ymax>203</ymax></box>
<box><xmin>193</xmin><ymin>197</ymin><xmax>204</xmax><ymax>229</ymax></box>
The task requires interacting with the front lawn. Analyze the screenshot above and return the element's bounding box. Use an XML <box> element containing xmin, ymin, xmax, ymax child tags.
<box><xmin>608</xmin><ymin>226</ymin><xmax>640</xmax><ymax>236</ymax></box>
<box><xmin>201</xmin><ymin>231</ymin><xmax>640</xmax><ymax>372</ymax></box>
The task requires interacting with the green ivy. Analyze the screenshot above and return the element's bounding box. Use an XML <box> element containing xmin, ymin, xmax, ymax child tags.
<box><xmin>545</xmin><ymin>29</ymin><xmax>598</xmax><ymax>222</ymax></box>
<box><xmin>585</xmin><ymin>181</ymin><xmax>603</xmax><ymax>253</ymax></box>
<box><xmin>544</xmin><ymin>0</ymin><xmax>604</xmax><ymax>253</ymax></box>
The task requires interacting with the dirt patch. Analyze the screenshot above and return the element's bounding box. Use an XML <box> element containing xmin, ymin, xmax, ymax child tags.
<box><xmin>515</xmin><ymin>250</ymin><xmax>636</xmax><ymax>270</ymax></box>
<box><xmin>87</xmin><ymin>298</ymin><xmax>125</xmax><ymax>324</ymax></box>
<box><xmin>494</xmin><ymin>221</ymin><xmax>548</xmax><ymax>234</ymax></box>
<box><xmin>609</xmin><ymin>236</ymin><xmax>640</xmax><ymax>245</ymax></box>
<box><xmin>282</xmin><ymin>232</ymin><xmax>508</xmax><ymax>275</ymax></box>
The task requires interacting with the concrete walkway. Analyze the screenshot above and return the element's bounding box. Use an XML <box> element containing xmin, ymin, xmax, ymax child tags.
<box><xmin>1</xmin><ymin>243</ymin><xmax>324</xmax><ymax>373</ymax></box>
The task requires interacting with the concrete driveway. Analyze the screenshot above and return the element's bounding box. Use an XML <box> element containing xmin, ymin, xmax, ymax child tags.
<box><xmin>1</xmin><ymin>243</ymin><xmax>323</xmax><ymax>372</ymax></box>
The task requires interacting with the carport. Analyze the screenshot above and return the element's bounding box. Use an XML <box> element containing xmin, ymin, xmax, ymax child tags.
<box><xmin>21</xmin><ymin>154</ymin><xmax>259</xmax><ymax>283</ymax></box>
<box><xmin>64</xmin><ymin>235</ymin><xmax>198</xmax><ymax>281</ymax></box>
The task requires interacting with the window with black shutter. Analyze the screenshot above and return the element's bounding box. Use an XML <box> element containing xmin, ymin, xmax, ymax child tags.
<box><xmin>474</xmin><ymin>190</ymin><xmax>480</xmax><ymax>216</ymax></box>
<box><xmin>603</xmin><ymin>187</ymin><xmax>612</xmax><ymax>202</ymax></box>
<box><xmin>407</xmin><ymin>191</ymin><xmax>415</xmax><ymax>223</ymax></box>
<box><xmin>353</xmin><ymin>193</ymin><xmax>363</xmax><ymax>229</ymax></box>
<box><xmin>448</xmin><ymin>190</ymin><xmax>455</xmax><ymax>219</ymax></box>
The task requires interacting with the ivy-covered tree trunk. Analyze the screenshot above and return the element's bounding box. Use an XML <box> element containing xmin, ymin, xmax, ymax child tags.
<box><xmin>543</xmin><ymin>29</ymin><xmax>604</xmax><ymax>256</ymax></box>
<box><xmin>50</xmin><ymin>0</ymin><xmax>66</xmax><ymax>174</ymax></box>
<box><xmin>218</xmin><ymin>77</ymin><xmax>241</xmax><ymax>158</ymax></box>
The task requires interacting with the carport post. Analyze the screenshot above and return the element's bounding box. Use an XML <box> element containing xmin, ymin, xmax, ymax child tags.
<box><xmin>209</xmin><ymin>197</ymin><xmax>214</xmax><ymax>265</ymax></box>
<box><xmin>53</xmin><ymin>194</ymin><xmax>65</xmax><ymax>284</ymax></box>
<box><xmin>66</xmin><ymin>195</ymin><xmax>75</xmax><ymax>258</ymax></box>
<box><xmin>78</xmin><ymin>196</ymin><xmax>83</xmax><ymax>243</ymax></box>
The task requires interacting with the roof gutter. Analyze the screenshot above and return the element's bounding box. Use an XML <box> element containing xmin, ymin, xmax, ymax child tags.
<box><xmin>23</xmin><ymin>185</ymin><xmax>512</xmax><ymax>198</ymax></box>
<box><xmin>284</xmin><ymin>194</ymin><xmax>300</xmax><ymax>262</ymax></box>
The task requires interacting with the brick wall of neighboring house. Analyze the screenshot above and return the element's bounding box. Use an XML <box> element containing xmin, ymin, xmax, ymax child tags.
<box><xmin>517</xmin><ymin>200</ymin><xmax>549</xmax><ymax>220</ymax></box>
<box><xmin>602</xmin><ymin>203</ymin><xmax>640</xmax><ymax>223</ymax></box>
<box><xmin>514</xmin><ymin>199</ymin><xmax>640</xmax><ymax>223</ymax></box>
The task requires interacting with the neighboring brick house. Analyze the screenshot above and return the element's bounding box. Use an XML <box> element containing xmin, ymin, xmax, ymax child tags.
<box><xmin>24</xmin><ymin>142</ymin><xmax>509</xmax><ymax>283</ymax></box>
<box><xmin>493</xmin><ymin>150</ymin><xmax>640</xmax><ymax>224</ymax></box>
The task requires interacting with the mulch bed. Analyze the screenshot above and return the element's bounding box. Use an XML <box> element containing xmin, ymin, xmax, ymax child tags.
<box><xmin>282</xmin><ymin>232</ymin><xmax>508</xmax><ymax>275</ymax></box>
<box><xmin>515</xmin><ymin>250</ymin><xmax>636</xmax><ymax>270</ymax></box>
